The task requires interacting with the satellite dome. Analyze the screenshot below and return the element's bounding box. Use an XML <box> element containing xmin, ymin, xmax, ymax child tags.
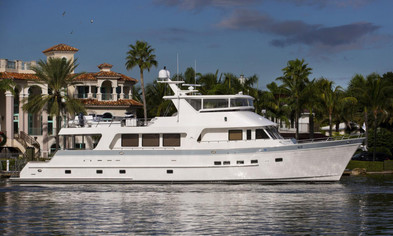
<box><xmin>158</xmin><ymin>67</ymin><xmax>170</xmax><ymax>80</ymax></box>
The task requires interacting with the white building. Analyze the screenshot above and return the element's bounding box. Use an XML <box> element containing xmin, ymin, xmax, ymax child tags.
<box><xmin>0</xmin><ymin>44</ymin><xmax>142</xmax><ymax>158</ymax></box>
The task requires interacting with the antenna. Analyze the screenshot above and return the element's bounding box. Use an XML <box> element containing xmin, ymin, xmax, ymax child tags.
<box><xmin>177</xmin><ymin>53</ymin><xmax>179</xmax><ymax>81</ymax></box>
<box><xmin>194</xmin><ymin>60</ymin><xmax>197</xmax><ymax>85</ymax></box>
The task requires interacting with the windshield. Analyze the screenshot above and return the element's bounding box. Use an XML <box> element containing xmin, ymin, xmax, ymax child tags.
<box><xmin>203</xmin><ymin>99</ymin><xmax>228</xmax><ymax>109</ymax></box>
<box><xmin>185</xmin><ymin>99</ymin><xmax>202</xmax><ymax>111</ymax></box>
<box><xmin>264</xmin><ymin>126</ymin><xmax>283</xmax><ymax>139</ymax></box>
<box><xmin>230</xmin><ymin>98</ymin><xmax>253</xmax><ymax>107</ymax></box>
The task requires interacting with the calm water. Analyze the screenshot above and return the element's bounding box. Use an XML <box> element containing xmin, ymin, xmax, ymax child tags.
<box><xmin>1</xmin><ymin>176</ymin><xmax>393</xmax><ymax>235</ymax></box>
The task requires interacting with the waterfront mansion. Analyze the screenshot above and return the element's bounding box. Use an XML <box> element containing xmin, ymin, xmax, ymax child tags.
<box><xmin>0</xmin><ymin>44</ymin><xmax>142</xmax><ymax>158</ymax></box>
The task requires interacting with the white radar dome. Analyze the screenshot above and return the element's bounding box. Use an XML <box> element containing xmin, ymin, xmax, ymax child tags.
<box><xmin>158</xmin><ymin>69</ymin><xmax>170</xmax><ymax>80</ymax></box>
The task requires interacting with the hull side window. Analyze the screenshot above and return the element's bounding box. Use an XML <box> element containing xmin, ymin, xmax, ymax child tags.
<box><xmin>163</xmin><ymin>134</ymin><xmax>181</xmax><ymax>147</ymax></box>
<box><xmin>142</xmin><ymin>134</ymin><xmax>159</xmax><ymax>147</ymax></box>
<box><xmin>122</xmin><ymin>134</ymin><xmax>139</xmax><ymax>147</ymax></box>
<box><xmin>229</xmin><ymin>130</ymin><xmax>243</xmax><ymax>141</ymax></box>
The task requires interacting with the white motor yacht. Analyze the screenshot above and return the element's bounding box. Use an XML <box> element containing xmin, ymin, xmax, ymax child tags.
<box><xmin>11</xmin><ymin>69</ymin><xmax>364</xmax><ymax>183</ymax></box>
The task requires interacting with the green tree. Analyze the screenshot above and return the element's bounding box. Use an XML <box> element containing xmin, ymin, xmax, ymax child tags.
<box><xmin>347</xmin><ymin>74</ymin><xmax>369</xmax><ymax>144</ymax></box>
<box><xmin>172</xmin><ymin>67</ymin><xmax>197</xmax><ymax>85</ymax></box>
<box><xmin>381</xmin><ymin>72</ymin><xmax>393</xmax><ymax>128</ymax></box>
<box><xmin>131</xmin><ymin>85</ymin><xmax>144</xmax><ymax>118</ymax></box>
<box><xmin>0</xmin><ymin>77</ymin><xmax>15</xmax><ymax>94</ymax></box>
<box><xmin>125</xmin><ymin>40</ymin><xmax>158</xmax><ymax>124</ymax></box>
<box><xmin>302</xmin><ymin>79</ymin><xmax>322</xmax><ymax>139</ymax></box>
<box><xmin>316</xmin><ymin>78</ymin><xmax>356</xmax><ymax>137</ymax></box>
<box><xmin>23</xmin><ymin>57</ymin><xmax>85</xmax><ymax>151</ymax></box>
<box><xmin>221</xmin><ymin>73</ymin><xmax>238</xmax><ymax>94</ymax></box>
<box><xmin>197</xmin><ymin>70</ymin><xmax>222</xmax><ymax>95</ymax></box>
<box><xmin>262</xmin><ymin>82</ymin><xmax>291</xmax><ymax>127</ymax></box>
<box><xmin>348</xmin><ymin>73</ymin><xmax>393</xmax><ymax>160</ymax></box>
<box><xmin>131</xmin><ymin>85</ymin><xmax>142</xmax><ymax>103</ymax></box>
<box><xmin>146</xmin><ymin>81</ymin><xmax>174</xmax><ymax>117</ymax></box>
<box><xmin>277</xmin><ymin>59</ymin><xmax>312</xmax><ymax>140</ymax></box>
<box><xmin>184</xmin><ymin>67</ymin><xmax>197</xmax><ymax>84</ymax></box>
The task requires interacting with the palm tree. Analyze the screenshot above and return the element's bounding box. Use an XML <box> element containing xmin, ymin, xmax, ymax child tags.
<box><xmin>302</xmin><ymin>79</ymin><xmax>322</xmax><ymax>139</ymax></box>
<box><xmin>348</xmin><ymin>73</ymin><xmax>393</xmax><ymax>160</ymax></box>
<box><xmin>365</xmin><ymin>74</ymin><xmax>392</xmax><ymax>160</ymax></box>
<box><xmin>197</xmin><ymin>70</ymin><xmax>222</xmax><ymax>95</ymax></box>
<box><xmin>184</xmin><ymin>67</ymin><xmax>197</xmax><ymax>84</ymax></box>
<box><xmin>316</xmin><ymin>78</ymin><xmax>351</xmax><ymax>137</ymax></box>
<box><xmin>221</xmin><ymin>73</ymin><xmax>238</xmax><ymax>94</ymax></box>
<box><xmin>263</xmin><ymin>82</ymin><xmax>291</xmax><ymax>128</ymax></box>
<box><xmin>131</xmin><ymin>85</ymin><xmax>142</xmax><ymax>103</ymax></box>
<box><xmin>146</xmin><ymin>81</ymin><xmax>174</xmax><ymax>117</ymax></box>
<box><xmin>347</xmin><ymin>74</ymin><xmax>369</xmax><ymax>145</ymax></box>
<box><xmin>382</xmin><ymin>72</ymin><xmax>393</xmax><ymax>126</ymax></box>
<box><xmin>0</xmin><ymin>78</ymin><xmax>15</xmax><ymax>94</ymax></box>
<box><xmin>333</xmin><ymin>90</ymin><xmax>357</xmax><ymax>135</ymax></box>
<box><xmin>131</xmin><ymin>85</ymin><xmax>144</xmax><ymax>118</ymax></box>
<box><xmin>23</xmin><ymin>57</ymin><xmax>85</xmax><ymax>151</ymax></box>
<box><xmin>242</xmin><ymin>74</ymin><xmax>259</xmax><ymax>95</ymax></box>
<box><xmin>277</xmin><ymin>59</ymin><xmax>312</xmax><ymax>140</ymax></box>
<box><xmin>125</xmin><ymin>41</ymin><xmax>158</xmax><ymax>124</ymax></box>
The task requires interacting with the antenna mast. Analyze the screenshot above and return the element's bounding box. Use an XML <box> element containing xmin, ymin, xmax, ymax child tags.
<box><xmin>194</xmin><ymin>60</ymin><xmax>197</xmax><ymax>85</ymax></box>
<box><xmin>177</xmin><ymin>53</ymin><xmax>179</xmax><ymax>81</ymax></box>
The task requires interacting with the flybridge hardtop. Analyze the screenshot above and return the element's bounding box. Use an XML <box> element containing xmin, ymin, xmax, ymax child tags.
<box><xmin>12</xmin><ymin>68</ymin><xmax>364</xmax><ymax>183</ymax></box>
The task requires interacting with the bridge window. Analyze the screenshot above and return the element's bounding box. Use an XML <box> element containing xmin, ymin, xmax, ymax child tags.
<box><xmin>185</xmin><ymin>99</ymin><xmax>202</xmax><ymax>111</ymax></box>
<box><xmin>230</xmin><ymin>98</ymin><xmax>253</xmax><ymax>107</ymax></box>
<box><xmin>256</xmin><ymin>129</ymin><xmax>269</xmax><ymax>139</ymax></box>
<box><xmin>265</xmin><ymin>126</ymin><xmax>283</xmax><ymax>139</ymax></box>
<box><xmin>203</xmin><ymin>99</ymin><xmax>228</xmax><ymax>109</ymax></box>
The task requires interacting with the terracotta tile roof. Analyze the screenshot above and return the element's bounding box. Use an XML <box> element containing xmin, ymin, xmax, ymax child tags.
<box><xmin>0</xmin><ymin>70</ymin><xmax>137</xmax><ymax>83</ymax></box>
<box><xmin>42</xmin><ymin>44</ymin><xmax>79</xmax><ymax>53</ymax></box>
<box><xmin>96</xmin><ymin>71</ymin><xmax>122</xmax><ymax>77</ymax></box>
<box><xmin>74</xmin><ymin>72</ymin><xmax>138</xmax><ymax>82</ymax></box>
<box><xmin>98</xmin><ymin>63</ymin><xmax>113</xmax><ymax>69</ymax></box>
<box><xmin>0</xmin><ymin>72</ymin><xmax>38</xmax><ymax>80</ymax></box>
<box><xmin>80</xmin><ymin>99</ymin><xmax>143</xmax><ymax>107</ymax></box>
<box><xmin>73</xmin><ymin>73</ymin><xmax>96</xmax><ymax>81</ymax></box>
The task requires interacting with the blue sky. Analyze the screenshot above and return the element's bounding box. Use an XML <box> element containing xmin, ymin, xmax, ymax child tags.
<box><xmin>1</xmin><ymin>0</ymin><xmax>392</xmax><ymax>89</ymax></box>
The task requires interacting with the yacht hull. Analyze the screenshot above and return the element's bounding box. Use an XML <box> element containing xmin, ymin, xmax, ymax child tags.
<box><xmin>11</xmin><ymin>138</ymin><xmax>363</xmax><ymax>183</ymax></box>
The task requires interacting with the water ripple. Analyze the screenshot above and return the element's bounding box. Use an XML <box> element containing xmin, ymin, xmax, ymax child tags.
<box><xmin>1</xmin><ymin>176</ymin><xmax>393</xmax><ymax>235</ymax></box>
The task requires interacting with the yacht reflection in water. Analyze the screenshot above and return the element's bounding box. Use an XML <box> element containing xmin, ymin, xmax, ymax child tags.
<box><xmin>3</xmin><ymin>179</ymin><xmax>393</xmax><ymax>235</ymax></box>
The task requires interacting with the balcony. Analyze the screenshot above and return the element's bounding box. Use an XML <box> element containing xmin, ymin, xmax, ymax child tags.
<box><xmin>73</xmin><ymin>93</ymin><xmax>131</xmax><ymax>101</ymax></box>
<box><xmin>74</xmin><ymin>93</ymin><xmax>89</xmax><ymax>99</ymax></box>
<box><xmin>101</xmin><ymin>93</ymin><xmax>112</xmax><ymax>100</ymax></box>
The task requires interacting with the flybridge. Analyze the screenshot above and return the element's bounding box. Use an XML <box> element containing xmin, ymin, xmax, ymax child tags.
<box><xmin>158</xmin><ymin>68</ymin><xmax>254</xmax><ymax>112</ymax></box>
<box><xmin>182</xmin><ymin>96</ymin><xmax>254</xmax><ymax>112</ymax></box>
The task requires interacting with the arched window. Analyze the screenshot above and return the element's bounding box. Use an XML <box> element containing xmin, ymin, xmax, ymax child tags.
<box><xmin>103</xmin><ymin>112</ymin><xmax>113</xmax><ymax>120</ymax></box>
<box><xmin>101</xmin><ymin>80</ymin><xmax>113</xmax><ymax>100</ymax></box>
